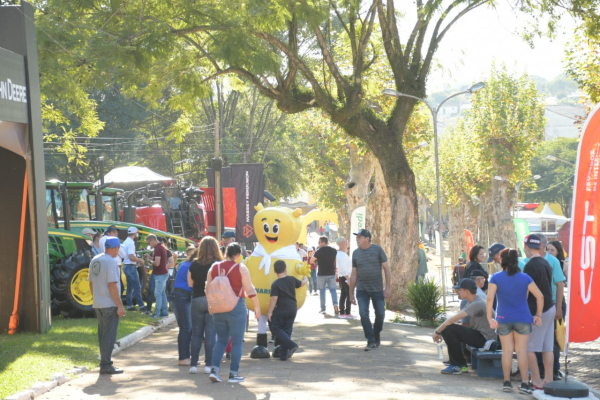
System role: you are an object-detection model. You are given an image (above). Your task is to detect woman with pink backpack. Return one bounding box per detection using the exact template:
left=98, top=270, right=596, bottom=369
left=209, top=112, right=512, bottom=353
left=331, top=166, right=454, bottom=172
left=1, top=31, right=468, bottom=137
left=206, top=243, right=260, bottom=383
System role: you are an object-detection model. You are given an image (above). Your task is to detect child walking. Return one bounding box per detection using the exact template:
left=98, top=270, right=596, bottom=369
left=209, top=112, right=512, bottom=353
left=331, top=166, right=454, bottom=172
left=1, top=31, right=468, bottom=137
left=268, top=260, right=308, bottom=361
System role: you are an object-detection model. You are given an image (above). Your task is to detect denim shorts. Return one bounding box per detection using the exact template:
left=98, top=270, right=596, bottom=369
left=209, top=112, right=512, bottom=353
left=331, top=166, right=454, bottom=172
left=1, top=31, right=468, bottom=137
left=496, top=322, right=532, bottom=336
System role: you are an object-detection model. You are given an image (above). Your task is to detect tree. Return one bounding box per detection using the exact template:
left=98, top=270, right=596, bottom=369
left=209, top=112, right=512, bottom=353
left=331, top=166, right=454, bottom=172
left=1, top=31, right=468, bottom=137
left=36, top=0, right=545, bottom=307
left=439, top=64, right=545, bottom=254
left=523, top=137, right=578, bottom=217
left=565, top=28, right=600, bottom=104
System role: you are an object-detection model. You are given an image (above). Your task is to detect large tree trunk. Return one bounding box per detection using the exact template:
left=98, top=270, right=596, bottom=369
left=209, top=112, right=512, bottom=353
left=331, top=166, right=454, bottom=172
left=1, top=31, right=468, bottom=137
left=366, top=159, right=391, bottom=257
left=344, top=144, right=374, bottom=237
left=489, top=177, right=518, bottom=248
left=337, top=208, right=349, bottom=239
left=448, top=197, right=481, bottom=263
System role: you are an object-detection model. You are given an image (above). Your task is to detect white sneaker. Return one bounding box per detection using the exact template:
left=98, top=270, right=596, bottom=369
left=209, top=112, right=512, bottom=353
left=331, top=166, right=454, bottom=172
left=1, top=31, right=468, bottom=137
left=189, top=366, right=198, bottom=374
left=204, top=366, right=212, bottom=374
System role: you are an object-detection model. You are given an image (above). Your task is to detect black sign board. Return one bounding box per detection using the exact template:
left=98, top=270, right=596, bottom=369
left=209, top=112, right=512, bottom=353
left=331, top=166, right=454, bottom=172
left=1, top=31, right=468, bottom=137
left=0, top=47, right=28, bottom=124
left=231, top=164, right=264, bottom=242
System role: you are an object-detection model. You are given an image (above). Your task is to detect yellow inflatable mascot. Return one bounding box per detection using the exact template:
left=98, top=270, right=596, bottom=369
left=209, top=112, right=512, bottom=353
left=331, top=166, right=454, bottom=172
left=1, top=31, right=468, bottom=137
left=246, top=204, right=310, bottom=358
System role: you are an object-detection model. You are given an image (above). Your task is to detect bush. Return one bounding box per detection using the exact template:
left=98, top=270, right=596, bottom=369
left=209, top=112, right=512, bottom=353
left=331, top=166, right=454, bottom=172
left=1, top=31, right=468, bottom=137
left=406, top=277, right=444, bottom=325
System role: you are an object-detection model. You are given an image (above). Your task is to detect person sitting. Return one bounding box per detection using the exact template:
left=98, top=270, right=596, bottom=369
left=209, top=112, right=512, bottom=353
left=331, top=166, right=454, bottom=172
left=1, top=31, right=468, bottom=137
left=432, top=278, right=497, bottom=375
left=470, top=270, right=488, bottom=300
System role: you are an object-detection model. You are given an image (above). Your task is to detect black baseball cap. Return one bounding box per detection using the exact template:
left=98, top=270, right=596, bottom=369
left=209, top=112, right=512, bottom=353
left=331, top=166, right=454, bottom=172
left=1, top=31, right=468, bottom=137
left=106, top=225, right=118, bottom=233
left=524, top=234, right=542, bottom=249
left=353, top=229, right=372, bottom=238
left=487, top=243, right=506, bottom=263
left=452, top=278, right=477, bottom=291
left=470, top=270, right=487, bottom=278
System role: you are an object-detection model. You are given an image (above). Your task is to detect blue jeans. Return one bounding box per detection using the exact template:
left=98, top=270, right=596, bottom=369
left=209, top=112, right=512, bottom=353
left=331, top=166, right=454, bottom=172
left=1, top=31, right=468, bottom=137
left=211, top=297, right=247, bottom=375
left=171, top=289, right=192, bottom=360
left=147, top=273, right=155, bottom=310
left=309, top=270, right=317, bottom=293
left=123, top=264, right=145, bottom=309
left=191, top=296, right=216, bottom=367
left=356, top=290, right=385, bottom=344
left=317, top=275, right=338, bottom=311
left=153, top=273, right=169, bottom=316
left=94, top=307, right=120, bottom=369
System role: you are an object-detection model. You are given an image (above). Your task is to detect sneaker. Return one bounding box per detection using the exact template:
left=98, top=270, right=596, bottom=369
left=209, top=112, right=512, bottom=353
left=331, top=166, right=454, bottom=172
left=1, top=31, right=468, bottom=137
left=204, top=366, right=212, bottom=374
left=228, top=373, right=245, bottom=383
left=374, top=332, right=380, bottom=347
left=287, top=345, right=298, bottom=359
left=319, top=310, right=326, bottom=314
left=345, top=314, right=355, bottom=319
left=150, top=314, right=160, bottom=319
left=334, top=305, right=339, bottom=315
left=99, top=366, right=124, bottom=375
left=441, top=365, right=463, bottom=375
left=142, top=310, right=150, bottom=316
left=364, top=342, right=377, bottom=351
left=127, top=307, right=137, bottom=311
left=503, top=381, right=513, bottom=392
left=339, top=314, right=347, bottom=319
left=139, top=307, right=148, bottom=312
left=209, top=369, right=222, bottom=383
left=189, top=366, right=198, bottom=374
left=518, top=383, right=532, bottom=394
left=461, top=365, right=469, bottom=373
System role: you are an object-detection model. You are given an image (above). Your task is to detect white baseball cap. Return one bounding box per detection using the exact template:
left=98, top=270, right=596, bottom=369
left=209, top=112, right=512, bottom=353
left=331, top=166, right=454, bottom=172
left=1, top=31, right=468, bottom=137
left=127, top=226, right=139, bottom=234
left=82, top=228, right=97, bottom=236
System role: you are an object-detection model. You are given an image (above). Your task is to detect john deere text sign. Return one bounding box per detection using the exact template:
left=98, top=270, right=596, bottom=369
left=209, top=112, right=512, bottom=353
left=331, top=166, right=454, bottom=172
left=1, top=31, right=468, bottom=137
left=0, top=48, right=28, bottom=124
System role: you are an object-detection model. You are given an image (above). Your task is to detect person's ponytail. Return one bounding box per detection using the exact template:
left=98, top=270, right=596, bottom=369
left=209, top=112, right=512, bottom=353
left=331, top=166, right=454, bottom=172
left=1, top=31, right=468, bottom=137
left=500, top=248, right=520, bottom=276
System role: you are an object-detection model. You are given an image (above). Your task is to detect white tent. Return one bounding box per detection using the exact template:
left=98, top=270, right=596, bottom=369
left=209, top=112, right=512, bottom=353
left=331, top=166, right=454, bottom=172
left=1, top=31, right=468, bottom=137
left=515, top=209, right=568, bottom=232
left=100, top=166, right=175, bottom=189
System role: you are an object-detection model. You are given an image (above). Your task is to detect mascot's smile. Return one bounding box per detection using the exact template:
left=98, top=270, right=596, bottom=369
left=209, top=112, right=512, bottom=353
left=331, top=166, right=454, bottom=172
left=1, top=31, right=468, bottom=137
left=265, top=235, right=278, bottom=243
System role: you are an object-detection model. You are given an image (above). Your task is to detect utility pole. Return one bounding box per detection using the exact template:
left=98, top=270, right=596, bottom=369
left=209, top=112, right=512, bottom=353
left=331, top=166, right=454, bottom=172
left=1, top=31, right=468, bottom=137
left=213, top=123, right=223, bottom=240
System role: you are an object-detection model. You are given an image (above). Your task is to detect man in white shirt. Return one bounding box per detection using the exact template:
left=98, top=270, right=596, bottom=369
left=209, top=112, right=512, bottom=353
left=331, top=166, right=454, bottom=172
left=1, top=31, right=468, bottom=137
left=336, top=237, right=354, bottom=319
left=470, top=270, right=487, bottom=301
left=99, top=225, right=126, bottom=265
left=122, top=227, right=148, bottom=313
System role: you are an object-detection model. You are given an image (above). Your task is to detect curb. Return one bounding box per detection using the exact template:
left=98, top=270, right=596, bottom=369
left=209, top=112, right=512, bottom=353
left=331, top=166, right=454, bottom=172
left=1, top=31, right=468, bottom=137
left=4, top=315, right=176, bottom=400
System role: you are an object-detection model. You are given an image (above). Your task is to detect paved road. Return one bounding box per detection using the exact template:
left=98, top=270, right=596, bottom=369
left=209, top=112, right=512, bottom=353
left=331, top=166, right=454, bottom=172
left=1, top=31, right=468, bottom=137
left=39, top=292, right=529, bottom=400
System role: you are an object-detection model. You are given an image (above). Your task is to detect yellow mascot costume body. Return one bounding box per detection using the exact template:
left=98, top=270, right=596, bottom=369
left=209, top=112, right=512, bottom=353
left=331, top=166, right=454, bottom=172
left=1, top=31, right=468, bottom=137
left=246, top=204, right=310, bottom=358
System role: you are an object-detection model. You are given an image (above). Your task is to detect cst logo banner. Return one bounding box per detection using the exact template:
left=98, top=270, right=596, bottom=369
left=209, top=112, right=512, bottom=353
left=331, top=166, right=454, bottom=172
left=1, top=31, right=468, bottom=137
left=568, top=103, right=600, bottom=343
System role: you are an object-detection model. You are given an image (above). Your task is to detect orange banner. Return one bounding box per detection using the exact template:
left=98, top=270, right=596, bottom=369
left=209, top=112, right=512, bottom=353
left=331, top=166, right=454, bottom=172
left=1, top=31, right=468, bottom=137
left=465, top=229, right=474, bottom=257
left=567, top=103, right=600, bottom=343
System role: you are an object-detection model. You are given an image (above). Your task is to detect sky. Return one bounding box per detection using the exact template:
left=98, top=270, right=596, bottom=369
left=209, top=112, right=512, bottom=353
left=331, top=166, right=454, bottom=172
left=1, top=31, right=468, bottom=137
left=394, top=0, right=579, bottom=93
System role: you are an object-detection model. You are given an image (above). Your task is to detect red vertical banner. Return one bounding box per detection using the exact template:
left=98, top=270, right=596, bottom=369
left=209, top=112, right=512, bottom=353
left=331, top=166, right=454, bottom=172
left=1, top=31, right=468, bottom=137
left=465, top=229, right=474, bottom=257
left=567, top=103, right=600, bottom=343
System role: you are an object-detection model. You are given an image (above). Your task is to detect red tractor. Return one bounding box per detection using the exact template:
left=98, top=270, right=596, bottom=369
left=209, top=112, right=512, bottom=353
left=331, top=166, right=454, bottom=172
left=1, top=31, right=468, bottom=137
left=119, top=183, right=237, bottom=242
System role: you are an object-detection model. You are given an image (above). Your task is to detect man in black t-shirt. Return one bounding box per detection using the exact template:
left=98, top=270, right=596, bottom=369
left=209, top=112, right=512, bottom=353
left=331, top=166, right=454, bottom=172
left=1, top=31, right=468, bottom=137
left=523, top=234, right=556, bottom=389
left=311, top=236, right=339, bottom=315
left=268, top=260, right=308, bottom=361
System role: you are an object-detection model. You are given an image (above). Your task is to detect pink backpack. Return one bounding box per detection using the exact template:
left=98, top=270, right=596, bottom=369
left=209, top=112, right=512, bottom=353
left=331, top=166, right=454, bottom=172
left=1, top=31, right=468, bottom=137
left=206, top=262, right=243, bottom=314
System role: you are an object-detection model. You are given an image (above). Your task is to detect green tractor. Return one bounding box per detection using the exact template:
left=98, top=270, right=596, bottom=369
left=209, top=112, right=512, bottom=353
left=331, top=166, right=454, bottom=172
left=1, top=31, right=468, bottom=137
left=46, top=180, right=194, bottom=317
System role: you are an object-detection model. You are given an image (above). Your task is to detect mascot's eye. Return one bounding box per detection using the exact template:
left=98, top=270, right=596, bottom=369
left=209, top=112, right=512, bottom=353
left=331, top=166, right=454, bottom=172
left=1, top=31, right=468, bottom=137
left=272, top=223, right=280, bottom=234
left=263, top=223, right=270, bottom=233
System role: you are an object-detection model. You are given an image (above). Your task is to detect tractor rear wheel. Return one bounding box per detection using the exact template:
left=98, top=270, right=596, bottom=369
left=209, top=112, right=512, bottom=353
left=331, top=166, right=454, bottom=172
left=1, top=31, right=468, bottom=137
left=50, top=251, right=95, bottom=318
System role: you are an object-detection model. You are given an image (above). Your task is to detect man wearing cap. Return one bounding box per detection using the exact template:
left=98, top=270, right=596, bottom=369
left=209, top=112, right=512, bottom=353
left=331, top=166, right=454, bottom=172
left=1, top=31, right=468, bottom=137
left=469, top=270, right=488, bottom=300
left=349, top=229, right=391, bottom=351
left=433, top=278, right=497, bottom=374
left=488, top=242, right=526, bottom=271
left=144, top=234, right=169, bottom=318
left=99, top=225, right=125, bottom=266
left=523, top=234, right=556, bottom=389
left=220, top=231, right=236, bottom=255
left=82, top=227, right=97, bottom=239
left=88, top=237, right=126, bottom=375
left=122, top=227, right=148, bottom=314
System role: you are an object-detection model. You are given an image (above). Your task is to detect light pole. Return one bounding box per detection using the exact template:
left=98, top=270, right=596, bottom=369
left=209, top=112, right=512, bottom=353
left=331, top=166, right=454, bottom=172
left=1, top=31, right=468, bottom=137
left=546, top=155, right=575, bottom=166
left=383, top=82, right=486, bottom=309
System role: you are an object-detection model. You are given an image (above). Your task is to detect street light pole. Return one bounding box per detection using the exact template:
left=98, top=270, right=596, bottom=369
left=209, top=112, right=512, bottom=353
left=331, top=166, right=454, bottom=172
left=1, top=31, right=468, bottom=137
left=382, top=82, right=485, bottom=309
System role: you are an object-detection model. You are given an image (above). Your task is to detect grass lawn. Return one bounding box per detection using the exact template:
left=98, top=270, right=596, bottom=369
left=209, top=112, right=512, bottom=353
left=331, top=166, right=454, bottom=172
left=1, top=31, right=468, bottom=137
left=0, top=312, right=154, bottom=399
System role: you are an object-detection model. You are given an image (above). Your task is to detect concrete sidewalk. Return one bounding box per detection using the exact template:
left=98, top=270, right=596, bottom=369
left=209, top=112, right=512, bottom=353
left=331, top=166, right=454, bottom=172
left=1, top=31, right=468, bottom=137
left=38, top=293, right=526, bottom=400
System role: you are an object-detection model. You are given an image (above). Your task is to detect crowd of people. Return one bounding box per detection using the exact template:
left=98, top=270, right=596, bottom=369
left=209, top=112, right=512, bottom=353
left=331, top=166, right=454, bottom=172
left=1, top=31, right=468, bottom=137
left=86, top=225, right=391, bottom=383
left=434, top=233, right=567, bottom=395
